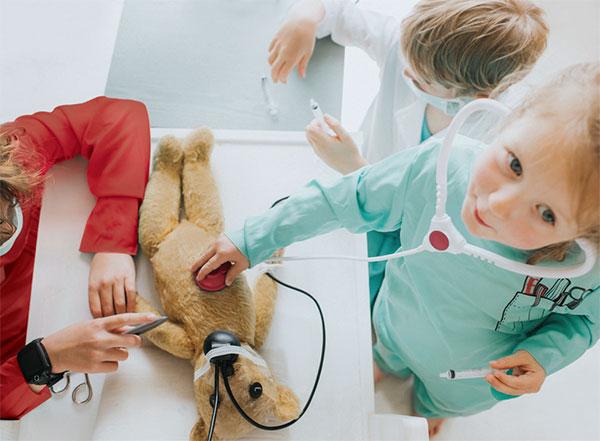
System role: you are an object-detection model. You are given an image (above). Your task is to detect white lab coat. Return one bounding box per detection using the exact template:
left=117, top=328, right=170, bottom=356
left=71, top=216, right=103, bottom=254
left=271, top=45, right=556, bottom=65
left=316, top=0, right=529, bottom=164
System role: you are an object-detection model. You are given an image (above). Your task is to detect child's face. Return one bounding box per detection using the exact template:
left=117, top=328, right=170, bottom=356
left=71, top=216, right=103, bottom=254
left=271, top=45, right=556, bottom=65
left=461, top=113, right=579, bottom=250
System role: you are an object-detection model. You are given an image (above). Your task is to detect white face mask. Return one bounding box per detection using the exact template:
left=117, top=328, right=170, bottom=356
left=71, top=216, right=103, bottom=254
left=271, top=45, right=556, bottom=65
left=0, top=202, right=23, bottom=256
left=403, top=72, right=473, bottom=116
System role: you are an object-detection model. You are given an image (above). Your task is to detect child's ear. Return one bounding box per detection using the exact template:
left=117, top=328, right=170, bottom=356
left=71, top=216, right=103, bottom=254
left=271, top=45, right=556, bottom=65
left=274, top=384, right=300, bottom=422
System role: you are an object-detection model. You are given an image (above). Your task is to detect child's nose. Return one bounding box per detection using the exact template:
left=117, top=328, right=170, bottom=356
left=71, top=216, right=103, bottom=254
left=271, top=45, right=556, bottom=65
left=488, top=187, right=520, bottom=219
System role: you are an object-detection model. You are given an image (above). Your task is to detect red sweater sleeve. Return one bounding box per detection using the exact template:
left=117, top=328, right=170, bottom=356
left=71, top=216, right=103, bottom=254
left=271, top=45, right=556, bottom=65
left=0, top=355, right=51, bottom=419
left=14, top=96, right=151, bottom=254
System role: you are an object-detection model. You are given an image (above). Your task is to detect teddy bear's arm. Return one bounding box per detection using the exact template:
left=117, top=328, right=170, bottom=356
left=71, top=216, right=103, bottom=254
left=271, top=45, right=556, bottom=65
left=252, top=273, right=278, bottom=349
left=135, top=295, right=195, bottom=359
left=139, top=135, right=184, bottom=258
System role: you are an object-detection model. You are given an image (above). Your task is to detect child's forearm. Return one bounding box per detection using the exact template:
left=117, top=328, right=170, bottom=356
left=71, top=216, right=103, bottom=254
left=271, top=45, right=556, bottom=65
left=228, top=148, right=414, bottom=267
left=227, top=174, right=372, bottom=267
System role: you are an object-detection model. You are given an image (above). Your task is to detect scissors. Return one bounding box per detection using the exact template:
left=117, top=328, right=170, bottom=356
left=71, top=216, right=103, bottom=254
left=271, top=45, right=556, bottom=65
left=49, top=316, right=168, bottom=404
left=50, top=372, right=93, bottom=405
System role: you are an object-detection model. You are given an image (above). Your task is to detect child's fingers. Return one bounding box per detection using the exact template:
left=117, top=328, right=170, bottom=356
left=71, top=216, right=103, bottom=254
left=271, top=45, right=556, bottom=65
left=88, top=288, right=102, bottom=318
left=323, top=114, right=346, bottom=138
left=113, top=280, right=127, bottom=315
left=306, top=121, right=329, bottom=144
left=190, top=246, right=216, bottom=273
left=493, top=370, right=528, bottom=390
left=273, top=60, right=288, bottom=83
left=298, top=55, right=309, bottom=78
left=268, top=37, right=277, bottom=53
left=280, top=63, right=294, bottom=83
left=124, top=277, right=137, bottom=313
left=489, top=353, right=520, bottom=369
left=485, top=374, right=521, bottom=396
left=268, top=47, right=279, bottom=66
left=100, top=284, right=115, bottom=317
left=225, top=264, right=244, bottom=287
left=195, top=255, right=225, bottom=282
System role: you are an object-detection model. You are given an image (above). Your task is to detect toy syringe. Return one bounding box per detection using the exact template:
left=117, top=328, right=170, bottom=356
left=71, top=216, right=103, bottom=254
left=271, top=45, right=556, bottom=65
left=261, top=75, right=279, bottom=119
left=310, top=98, right=336, bottom=136
left=439, top=368, right=493, bottom=380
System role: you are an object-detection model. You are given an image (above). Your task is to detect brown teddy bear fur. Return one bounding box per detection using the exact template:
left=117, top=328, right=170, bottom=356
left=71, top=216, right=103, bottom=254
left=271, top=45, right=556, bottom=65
left=135, top=128, right=299, bottom=440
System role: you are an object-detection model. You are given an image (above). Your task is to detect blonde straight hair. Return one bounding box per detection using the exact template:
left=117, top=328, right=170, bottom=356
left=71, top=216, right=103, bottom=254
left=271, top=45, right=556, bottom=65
left=401, top=0, right=549, bottom=97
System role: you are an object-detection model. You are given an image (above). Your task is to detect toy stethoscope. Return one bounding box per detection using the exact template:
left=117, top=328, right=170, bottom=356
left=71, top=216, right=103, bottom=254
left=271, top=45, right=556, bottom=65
left=197, top=99, right=597, bottom=441
left=267, top=98, right=598, bottom=279
left=197, top=274, right=326, bottom=441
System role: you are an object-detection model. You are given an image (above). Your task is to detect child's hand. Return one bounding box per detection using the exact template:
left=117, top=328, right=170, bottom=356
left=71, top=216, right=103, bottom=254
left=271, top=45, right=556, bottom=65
left=268, top=0, right=325, bottom=82
left=191, top=234, right=250, bottom=286
left=485, top=350, right=546, bottom=396
left=306, top=114, right=368, bottom=174
left=88, top=253, right=137, bottom=318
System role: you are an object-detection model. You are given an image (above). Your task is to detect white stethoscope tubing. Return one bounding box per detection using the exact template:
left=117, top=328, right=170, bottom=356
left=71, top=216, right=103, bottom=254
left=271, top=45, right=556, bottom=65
left=269, top=99, right=597, bottom=279
left=435, top=99, right=509, bottom=218
left=266, top=245, right=426, bottom=264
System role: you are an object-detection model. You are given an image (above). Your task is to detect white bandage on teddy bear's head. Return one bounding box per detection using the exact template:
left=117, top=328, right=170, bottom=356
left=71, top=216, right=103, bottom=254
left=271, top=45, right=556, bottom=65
left=194, top=344, right=268, bottom=382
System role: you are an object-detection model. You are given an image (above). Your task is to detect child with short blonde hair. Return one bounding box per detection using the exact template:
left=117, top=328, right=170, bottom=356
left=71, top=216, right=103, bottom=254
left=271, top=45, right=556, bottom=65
left=401, top=0, right=547, bottom=96
left=194, top=63, right=600, bottom=436
left=271, top=0, right=548, bottom=166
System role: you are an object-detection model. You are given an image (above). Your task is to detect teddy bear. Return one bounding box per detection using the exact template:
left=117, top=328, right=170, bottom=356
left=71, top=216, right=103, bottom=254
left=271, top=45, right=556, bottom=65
left=134, top=128, right=299, bottom=440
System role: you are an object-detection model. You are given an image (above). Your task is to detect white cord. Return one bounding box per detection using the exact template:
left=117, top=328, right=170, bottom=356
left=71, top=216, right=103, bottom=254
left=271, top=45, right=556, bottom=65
left=265, top=245, right=425, bottom=264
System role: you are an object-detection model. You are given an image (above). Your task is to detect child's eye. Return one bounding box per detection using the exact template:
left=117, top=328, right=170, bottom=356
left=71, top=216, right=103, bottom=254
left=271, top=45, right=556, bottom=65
left=507, top=152, right=522, bottom=176
left=537, top=205, right=556, bottom=225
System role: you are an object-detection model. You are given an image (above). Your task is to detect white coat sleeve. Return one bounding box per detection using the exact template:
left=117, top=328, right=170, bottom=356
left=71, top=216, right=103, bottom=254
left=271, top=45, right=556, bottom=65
left=316, top=0, right=401, bottom=68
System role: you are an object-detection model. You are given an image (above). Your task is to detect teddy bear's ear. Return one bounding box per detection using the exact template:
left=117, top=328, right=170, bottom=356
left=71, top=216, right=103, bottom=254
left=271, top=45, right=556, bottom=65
left=273, top=384, right=300, bottom=422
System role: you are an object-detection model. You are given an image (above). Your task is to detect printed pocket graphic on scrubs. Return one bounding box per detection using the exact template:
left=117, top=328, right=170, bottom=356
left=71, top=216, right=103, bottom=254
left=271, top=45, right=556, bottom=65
left=495, top=276, right=595, bottom=333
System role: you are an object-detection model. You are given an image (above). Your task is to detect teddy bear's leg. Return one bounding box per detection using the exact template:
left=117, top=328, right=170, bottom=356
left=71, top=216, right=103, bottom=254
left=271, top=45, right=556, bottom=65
left=135, top=295, right=195, bottom=360
left=139, top=135, right=184, bottom=258
left=189, top=418, right=208, bottom=441
left=181, top=128, right=224, bottom=236
left=252, top=273, right=278, bottom=349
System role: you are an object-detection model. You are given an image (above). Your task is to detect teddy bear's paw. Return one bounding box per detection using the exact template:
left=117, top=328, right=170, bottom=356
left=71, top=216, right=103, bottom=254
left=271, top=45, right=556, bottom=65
left=155, top=135, right=183, bottom=169
left=189, top=419, right=208, bottom=441
left=184, top=127, right=214, bottom=163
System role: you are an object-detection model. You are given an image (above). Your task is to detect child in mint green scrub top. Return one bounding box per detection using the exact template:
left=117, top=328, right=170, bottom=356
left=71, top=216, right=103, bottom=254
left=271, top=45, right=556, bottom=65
left=193, top=64, right=600, bottom=436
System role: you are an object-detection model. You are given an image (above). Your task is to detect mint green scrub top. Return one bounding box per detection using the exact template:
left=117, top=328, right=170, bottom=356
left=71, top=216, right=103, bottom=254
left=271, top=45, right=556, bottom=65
left=367, top=114, right=433, bottom=308
left=227, top=137, right=600, bottom=417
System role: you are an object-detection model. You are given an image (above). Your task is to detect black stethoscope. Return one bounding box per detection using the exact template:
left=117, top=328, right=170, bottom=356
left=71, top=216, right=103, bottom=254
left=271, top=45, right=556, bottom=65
left=198, top=197, right=326, bottom=441
left=200, top=271, right=325, bottom=441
